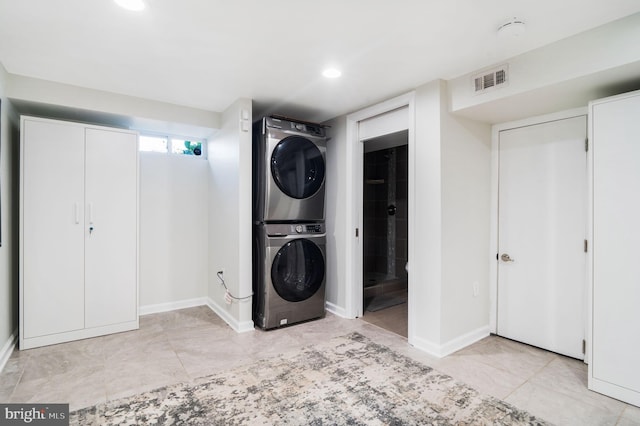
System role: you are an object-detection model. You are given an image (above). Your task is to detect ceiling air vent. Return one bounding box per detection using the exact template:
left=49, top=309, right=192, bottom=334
left=473, top=64, right=509, bottom=94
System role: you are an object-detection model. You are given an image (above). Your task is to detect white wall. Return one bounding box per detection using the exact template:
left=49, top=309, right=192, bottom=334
left=411, top=79, right=492, bottom=352
left=0, top=63, right=19, bottom=361
left=139, top=153, right=209, bottom=310
left=207, top=98, right=253, bottom=332
left=440, top=103, right=491, bottom=342
left=412, top=81, right=445, bottom=346
left=7, top=74, right=219, bottom=134
left=449, top=12, right=640, bottom=123
left=324, top=116, right=348, bottom=314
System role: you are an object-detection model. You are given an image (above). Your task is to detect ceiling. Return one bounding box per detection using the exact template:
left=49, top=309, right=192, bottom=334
left=1, top=1, right=640, bottom=123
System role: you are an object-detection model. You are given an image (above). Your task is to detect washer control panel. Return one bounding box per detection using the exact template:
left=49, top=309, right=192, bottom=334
left=265, top=223, right=325, bottom=236
left=298, top=224, right=323, bottom=233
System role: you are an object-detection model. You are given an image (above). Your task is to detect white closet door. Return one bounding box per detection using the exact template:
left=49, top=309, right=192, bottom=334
left=22, top=119, right=85, bottom=338
left=84, top=128, right=138, bottom=328
left=497, top=116, right=587, bottom=359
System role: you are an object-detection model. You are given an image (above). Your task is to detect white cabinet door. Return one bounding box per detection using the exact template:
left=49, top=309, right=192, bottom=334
left=84, top=128, right=138, bottom=328
left=590, top=92, right=640, bottom=406
left=22, top=119, right=85, bottom=338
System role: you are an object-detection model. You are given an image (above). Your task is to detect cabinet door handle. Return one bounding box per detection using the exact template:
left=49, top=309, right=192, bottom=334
left=74, top=203, right=80, bottom=224
left=88, top=203, right=95, bottom=235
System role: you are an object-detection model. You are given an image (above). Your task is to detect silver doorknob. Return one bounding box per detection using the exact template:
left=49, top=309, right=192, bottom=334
left=501, top=253, right=514, bottom=262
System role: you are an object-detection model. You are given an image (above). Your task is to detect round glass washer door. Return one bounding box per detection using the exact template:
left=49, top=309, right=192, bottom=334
left=271, top=136, right=325, bottom=199
left=271, top=239, right=325, bottom=302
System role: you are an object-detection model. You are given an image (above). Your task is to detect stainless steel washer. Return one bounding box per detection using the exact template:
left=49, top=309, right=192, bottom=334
left=253, top=223, right=326, bottom=329
left=253, top=116, right=327, bottom=223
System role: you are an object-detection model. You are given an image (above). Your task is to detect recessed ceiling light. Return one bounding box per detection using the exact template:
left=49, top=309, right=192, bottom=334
left=114, top=0, right=146, bottom=11
left=498, top=18, right=526, bottom=37
left=322, top=68, right=342, bottom=79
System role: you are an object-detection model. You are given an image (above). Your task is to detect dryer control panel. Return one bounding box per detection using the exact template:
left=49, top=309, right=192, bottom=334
left=265, top=116, right=326, bottom=138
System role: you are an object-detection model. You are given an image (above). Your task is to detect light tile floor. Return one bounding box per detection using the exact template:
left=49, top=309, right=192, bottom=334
left=361, top=290, right=408, bottom=337
left=1, top=306, right=638, bottom=425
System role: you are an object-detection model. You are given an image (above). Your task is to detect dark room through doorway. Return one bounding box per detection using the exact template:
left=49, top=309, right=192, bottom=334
left=361, top=130, right=408, bottom=337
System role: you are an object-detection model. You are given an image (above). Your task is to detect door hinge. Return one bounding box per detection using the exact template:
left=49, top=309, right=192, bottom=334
left=584, top=239, right=588, bottom=253
left=582, top=339, right=586, bottom=354
left=355, top=228, right=359, bottom=238
left=585, top=138, right=589, bottom=152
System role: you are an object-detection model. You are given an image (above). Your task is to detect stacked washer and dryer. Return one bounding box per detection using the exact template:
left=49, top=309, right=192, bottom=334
left=252, top=116, right=328, bottom=329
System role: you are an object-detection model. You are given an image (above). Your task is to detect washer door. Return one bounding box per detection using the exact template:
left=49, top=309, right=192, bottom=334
left=271, top=136, right=325, bottom=200
left=271, top=238, right=325, bottom=302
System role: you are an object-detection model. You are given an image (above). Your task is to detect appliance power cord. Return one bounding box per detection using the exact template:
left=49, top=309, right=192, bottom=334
left=217, top=271, right=253, bottom=304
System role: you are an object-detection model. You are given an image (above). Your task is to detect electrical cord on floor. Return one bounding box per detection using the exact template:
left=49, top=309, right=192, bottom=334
left=217, top=271, right=253, bottom=304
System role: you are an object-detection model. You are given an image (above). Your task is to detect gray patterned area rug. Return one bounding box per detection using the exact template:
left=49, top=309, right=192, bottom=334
left=71, top=332, right=550, bottom=425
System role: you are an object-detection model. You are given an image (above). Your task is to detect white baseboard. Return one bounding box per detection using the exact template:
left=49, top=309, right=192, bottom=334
left=411, top=325, right=490, bottom=358
left=140, top=297, right=207, bottom=316
left=325, top=301, right=349, bottom=318
left=589, top=376, right=640, bottom=407
left=139, top=297, right=255, bottom=334
left=206, top=297, right=254, bottom=333
left=21, top=321, right=139, bottom=350
left=0, top=330, right=17, bottom=374
left=439, top=325, right=490, bottom=357
left=410, top=335, right=443, bottom=358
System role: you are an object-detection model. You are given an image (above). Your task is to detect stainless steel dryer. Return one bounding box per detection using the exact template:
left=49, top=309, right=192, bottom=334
left=253, top=223, right=326, bottom=329
left=253, top=116, right=327, bottom=223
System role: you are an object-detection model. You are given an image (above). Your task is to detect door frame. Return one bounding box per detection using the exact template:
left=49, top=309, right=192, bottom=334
left=489, top=107, right=588, bottom=336
left=345, top=91, right=416, bottom=342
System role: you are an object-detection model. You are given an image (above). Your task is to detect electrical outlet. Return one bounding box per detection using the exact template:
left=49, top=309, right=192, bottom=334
left=472, top=281, right=479, bottom=297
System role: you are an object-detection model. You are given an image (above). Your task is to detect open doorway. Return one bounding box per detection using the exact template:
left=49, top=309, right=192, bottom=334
left=361, top=130, right=408, bottom=337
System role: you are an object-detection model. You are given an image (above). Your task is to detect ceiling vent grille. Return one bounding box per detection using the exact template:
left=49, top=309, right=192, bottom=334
left=473, top=64, right=509, bottom=94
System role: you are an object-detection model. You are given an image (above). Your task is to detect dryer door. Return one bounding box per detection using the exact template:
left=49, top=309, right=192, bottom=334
left=271, top=238, right=325, bottom=302
left=271, top=136, right=325, bottom=199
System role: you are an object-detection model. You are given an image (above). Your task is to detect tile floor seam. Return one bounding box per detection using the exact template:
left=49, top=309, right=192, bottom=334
left=524, top=371, right=628, bottom=418
left=616, top=405, right=640, bottom=425
left=478, top=348, right=558, bottom=386
left=100, top=350, right=109, bottom=400
left=6, top=367, right=25, bottom=403
left=99, top=364, right=108, bottom=411
left=467, top=354, right=547, bottom=383
left=529, top=353, right=558, bottom=379
left=501, top=355, right=557, bottom=402
left=613, top=413, right=623, bottom=425
left=163, top=330, right=193, bottom=383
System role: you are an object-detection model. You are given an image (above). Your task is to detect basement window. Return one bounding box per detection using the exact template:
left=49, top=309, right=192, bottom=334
left=139, top=135, right=168, bottom=153
left=170, top=138, right=203, bottom=156
left=139, top=134, right=205, bottom=157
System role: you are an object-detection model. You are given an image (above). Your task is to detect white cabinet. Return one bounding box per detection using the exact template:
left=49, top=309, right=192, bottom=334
left=20, top=116, right=139, bottom=349
left=589, top=90, right=640, bottom=407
